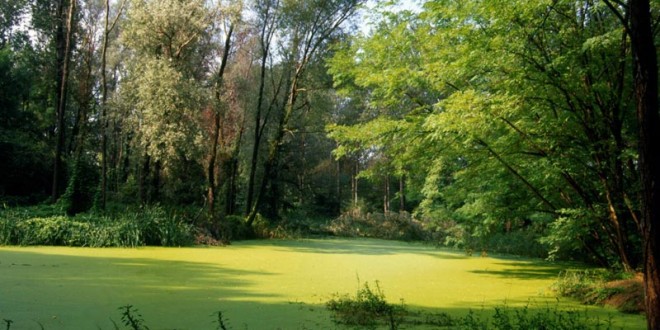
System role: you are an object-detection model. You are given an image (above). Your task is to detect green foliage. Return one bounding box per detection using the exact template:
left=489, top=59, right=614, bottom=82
left=327, top=210, right=428, bottom=241
left=59, top=157, right=100, bottom=216
left=454, top=304, right=612, bottom=330
left=541, top=208, right=622, bottom=265
left=326, top=280, right=406, bottom=328
left=327, top=0, right=642, bottom=270
left=553, top=269, right=643, bottom=314
left=0, top=205, right=193, bottom=247
left=326, top=280, right=613, bottom=329
left=482, top=230, right=547, bottom=259
left=212, top=214, right=252, bottom=243
left=119, top=305, right=149, bottom=330
left=213, top=311, right=229, bottom=330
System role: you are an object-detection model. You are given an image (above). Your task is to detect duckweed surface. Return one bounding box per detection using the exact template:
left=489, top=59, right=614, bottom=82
left=0, top=238, right=646, bottom=329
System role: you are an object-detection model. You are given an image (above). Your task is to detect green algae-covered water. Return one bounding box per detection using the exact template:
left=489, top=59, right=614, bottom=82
left=0, top=238, right=646, bottom=329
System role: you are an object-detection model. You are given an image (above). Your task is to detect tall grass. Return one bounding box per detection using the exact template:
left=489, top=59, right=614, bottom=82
left=0, top=205, right=193, bottom=247
left=326, top=281, right=614, bottom=329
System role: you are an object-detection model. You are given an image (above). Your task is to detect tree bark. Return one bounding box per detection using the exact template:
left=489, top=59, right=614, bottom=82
left=51, top=0, right=75, bottom=200
left=100, top=0, right=125, bottom=210
left=246, top=1, right=277, bottom=217
left=628, top=0, right=660, bottom=327
left=207, top=24, right=234, bottom=213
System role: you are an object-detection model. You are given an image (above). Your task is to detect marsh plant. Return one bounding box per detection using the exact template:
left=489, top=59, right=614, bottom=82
left=0, top=205, right=194, bottom=247
left=118, top=305, right=149, bottom=330
left=326, top=281, right=406, bottom=329
left=326, top=282, right=615, bottom=329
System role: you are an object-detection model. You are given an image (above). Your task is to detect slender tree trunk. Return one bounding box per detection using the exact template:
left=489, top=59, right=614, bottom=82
left=152, top=160, right=161, bottom=202
left=52, top=0, right=75, bottom=200
left=139, top=153, right=150, bottom=205
left=246, top=2, right=277, bottom=216
left=100, top=0, right=110, bottom=210
left=336, top=159, right=341, bottom=213
left=628, top=0, right=660, bottom=327
left=352, top=159, right=359, bottom=207
left=207, top=24, right=234, bottom=213
left=383, top=175, right=390, bottom=214
left=399, top=175, right=405, bottom=212
left=100, top=0, right=122, bottom=210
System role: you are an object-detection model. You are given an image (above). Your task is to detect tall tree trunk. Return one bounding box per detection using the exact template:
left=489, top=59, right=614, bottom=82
left=100, top=0, right=125, bottom=210
left=246, top=1, right=277, bottom=216
left=207, top=24, right=234, bottom=213
left=100, top=0, right=110, bottom=210
left=52, top=0, right=75, bottom=200
left=628, top=0, right=660, bottom=327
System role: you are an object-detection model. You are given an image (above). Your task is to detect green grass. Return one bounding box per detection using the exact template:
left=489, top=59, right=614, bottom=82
left=0, top=238, right=646, bottom=329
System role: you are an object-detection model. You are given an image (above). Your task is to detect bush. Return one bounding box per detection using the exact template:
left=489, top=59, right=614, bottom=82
left=327, top=281, right=406, bottom=328
left=327, top=210, right=427, bottom=241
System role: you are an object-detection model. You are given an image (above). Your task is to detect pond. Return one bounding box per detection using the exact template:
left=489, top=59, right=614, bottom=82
left=0, top=238, right=646, bottom=329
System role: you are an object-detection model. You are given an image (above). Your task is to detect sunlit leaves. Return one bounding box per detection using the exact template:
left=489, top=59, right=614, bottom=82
left=328, top=0, right=639, bottom=264
left=123, top=57, right=204, bottom=165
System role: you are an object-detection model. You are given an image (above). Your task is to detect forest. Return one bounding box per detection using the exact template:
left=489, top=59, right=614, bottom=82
left=0, top=0, right=659, bottom=328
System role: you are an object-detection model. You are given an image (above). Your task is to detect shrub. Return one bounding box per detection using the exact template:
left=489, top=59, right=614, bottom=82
left=327, top=210, right=427, bottom=241
left=327, top=281, right=406, bottom=329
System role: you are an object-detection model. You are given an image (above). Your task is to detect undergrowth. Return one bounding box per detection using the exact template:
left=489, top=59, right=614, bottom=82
left=326, top=281, right=615, bottom=329
left=553, top=269, right=644, bottom=314
left=0, top=299, right=618, bottom=330
left=326, top=280, right=406, bottom=329
left=0, top=205, right=194, bottom=247
left=327, top=210, right=427, bottom=241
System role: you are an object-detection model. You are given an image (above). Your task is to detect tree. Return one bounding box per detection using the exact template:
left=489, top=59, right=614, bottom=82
left=120, top=0, right=213, bottom=204
left=602, top=0, right=660, bottom=326
left=99, top=0, right=126, bottom=210
left=52, top=0, right=77, bottom=200
left=206, top=1, right=245, bottom=214
left=327, top=0, right=642, bottom=267
left=247, top=0, right=363, bottom=223
left=245, top=0, right=281, bottom=219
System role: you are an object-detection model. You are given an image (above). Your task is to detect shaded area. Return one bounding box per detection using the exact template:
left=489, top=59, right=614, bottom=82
left=266, top=237, right=469, bottom=259
left=0, top=249, right=319, bottom=330
left=469, top=261, right=565, bottom=280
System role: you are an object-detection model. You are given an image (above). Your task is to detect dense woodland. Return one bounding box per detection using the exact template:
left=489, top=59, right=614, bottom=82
left=1, top=0, right=659, bottom=327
